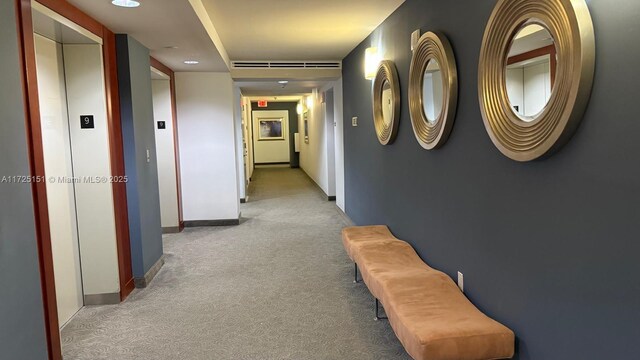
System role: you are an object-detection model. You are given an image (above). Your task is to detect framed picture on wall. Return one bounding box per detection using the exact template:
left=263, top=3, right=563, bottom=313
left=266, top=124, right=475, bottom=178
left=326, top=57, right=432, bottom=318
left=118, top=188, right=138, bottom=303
left=258, top=118, right=285, bottom=141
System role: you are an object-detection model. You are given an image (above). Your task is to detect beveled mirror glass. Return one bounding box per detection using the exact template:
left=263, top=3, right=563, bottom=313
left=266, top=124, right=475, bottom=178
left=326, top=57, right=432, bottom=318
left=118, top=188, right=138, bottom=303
left=423, top=59, right=444, bottom=124
left=372, top=61, right=400, bottom=145
left=506, top=24, right=557, bottom=121
left=478, top=0, right=595, bottom=162
left=381, top=80, right=394, bottom=126
left=409, top=31, right=458, bottom=150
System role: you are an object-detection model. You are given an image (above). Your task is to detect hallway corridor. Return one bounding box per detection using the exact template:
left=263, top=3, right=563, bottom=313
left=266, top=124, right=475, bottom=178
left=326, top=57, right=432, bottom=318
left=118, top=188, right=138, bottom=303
left=61, top=167, right=410, bottom=359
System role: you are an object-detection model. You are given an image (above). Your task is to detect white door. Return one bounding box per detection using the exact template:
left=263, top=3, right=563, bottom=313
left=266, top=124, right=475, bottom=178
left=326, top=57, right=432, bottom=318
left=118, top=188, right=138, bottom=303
left=34, top=34, right=84, bottom=326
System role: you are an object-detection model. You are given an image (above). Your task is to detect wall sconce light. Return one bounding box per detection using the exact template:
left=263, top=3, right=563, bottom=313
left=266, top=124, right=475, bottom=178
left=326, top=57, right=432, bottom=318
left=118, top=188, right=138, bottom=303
left=306, top=95, right=314, bottom=109
left=365, top=47, right=380, bottom=80
left=297, top=103, right=304, bottom=115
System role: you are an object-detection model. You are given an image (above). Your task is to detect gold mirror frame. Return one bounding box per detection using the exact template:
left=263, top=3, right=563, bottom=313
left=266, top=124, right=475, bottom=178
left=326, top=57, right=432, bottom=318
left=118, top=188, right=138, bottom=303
left=372, top=60, right=401, bottom=145
left=409, top=31, right=458, bottom=150
left=478, top=0, right=595, bottom=161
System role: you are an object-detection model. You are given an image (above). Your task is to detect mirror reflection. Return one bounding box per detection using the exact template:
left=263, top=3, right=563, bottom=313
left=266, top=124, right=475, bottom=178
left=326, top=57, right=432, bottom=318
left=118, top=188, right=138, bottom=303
left=422, top=59, right=444, bottom=123
left=506, top=24, right=556, bottom=120
left=381, top=80, right=394, bottom=126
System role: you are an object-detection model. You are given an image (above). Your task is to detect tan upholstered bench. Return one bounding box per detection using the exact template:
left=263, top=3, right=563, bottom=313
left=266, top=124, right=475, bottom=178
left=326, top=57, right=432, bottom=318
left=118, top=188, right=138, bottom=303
left=342, top=226, right=515, bottom=360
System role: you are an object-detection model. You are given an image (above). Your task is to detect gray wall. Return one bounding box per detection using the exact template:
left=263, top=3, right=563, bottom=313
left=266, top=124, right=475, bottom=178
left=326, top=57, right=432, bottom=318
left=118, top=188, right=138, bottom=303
left=342, top=0, right=640, bottom=359
left=116, top=35, right=164, bottom=280
left=0, top=2, right=50, bottom=359
left=251, top=102, right=300, bottom=168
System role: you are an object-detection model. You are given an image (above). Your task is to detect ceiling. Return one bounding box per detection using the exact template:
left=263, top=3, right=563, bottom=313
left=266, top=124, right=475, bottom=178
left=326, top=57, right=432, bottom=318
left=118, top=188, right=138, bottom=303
left=237, top=80, right=328, bottom=97
left=68, top=0, right=228, bottom=72
left=201, top=0, right=405, bottom=60
left=65, top=0, right=405, bottom=89
left=509, top=25, right=554, bottom=57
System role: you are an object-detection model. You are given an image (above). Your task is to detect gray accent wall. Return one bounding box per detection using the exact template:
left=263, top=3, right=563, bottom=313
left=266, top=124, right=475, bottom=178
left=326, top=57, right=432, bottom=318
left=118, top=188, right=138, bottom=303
left=0, top=2, right=49, bottom=359
left=116, top=35, right=164, bottom=281
left=251, top=102, right=300, bottom=168
left=342, top=0, right=640, bottom=359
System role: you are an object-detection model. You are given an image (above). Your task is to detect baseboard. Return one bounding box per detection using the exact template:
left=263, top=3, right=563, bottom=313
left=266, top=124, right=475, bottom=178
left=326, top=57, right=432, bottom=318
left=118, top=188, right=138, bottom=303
left=300, top=168, right=336, bottom=202
left=162, top=226, right=181, bottom=234
left=336, top=207, right=355, bottom=226
left=255, top=162, right=290, bottom=166
left=84, top=292, right=120, bottom=305
left=184, top=218, right=240, bottom=227
left=134, top=255, right=165, bottom=288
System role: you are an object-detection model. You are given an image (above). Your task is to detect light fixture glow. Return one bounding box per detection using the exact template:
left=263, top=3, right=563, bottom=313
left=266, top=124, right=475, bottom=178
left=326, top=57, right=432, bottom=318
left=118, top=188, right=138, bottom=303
left=111, top=0, right=140, bottom=8
left=306, top=95, right=314, bottom=109
left=296, top=103, right=304, bottom=115
left=184, top=60, right=199, bottom=65
left=365, top=47, right=380, bottom=80
left=278, top=81, right=289, bottom=84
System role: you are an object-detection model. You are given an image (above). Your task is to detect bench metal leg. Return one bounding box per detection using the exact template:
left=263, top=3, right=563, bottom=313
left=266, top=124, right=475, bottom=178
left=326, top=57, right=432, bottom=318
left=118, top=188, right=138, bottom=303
left=353, top=263, right=361, bottom=283
left=374, top=298, right=388, bottom=321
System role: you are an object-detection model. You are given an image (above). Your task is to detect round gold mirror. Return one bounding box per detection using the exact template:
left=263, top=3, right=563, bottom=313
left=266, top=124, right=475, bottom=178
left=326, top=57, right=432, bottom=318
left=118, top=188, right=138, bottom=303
left=409, top=32, right=458, bottom=150
left=479, top=0, right=595, bottom=161
left=373, top=60, right=400, bottom=145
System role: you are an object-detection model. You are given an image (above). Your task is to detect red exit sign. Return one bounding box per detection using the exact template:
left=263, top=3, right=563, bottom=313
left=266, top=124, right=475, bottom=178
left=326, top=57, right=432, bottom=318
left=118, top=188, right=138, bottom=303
left=258, top=100, right=268, bottom=108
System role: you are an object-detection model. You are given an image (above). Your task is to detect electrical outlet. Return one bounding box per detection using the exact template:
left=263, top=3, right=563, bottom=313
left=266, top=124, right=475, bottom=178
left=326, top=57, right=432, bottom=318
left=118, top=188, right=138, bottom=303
left=457, top=271, right=464, bottom=292
left=352, top=116, right=358, bottom=126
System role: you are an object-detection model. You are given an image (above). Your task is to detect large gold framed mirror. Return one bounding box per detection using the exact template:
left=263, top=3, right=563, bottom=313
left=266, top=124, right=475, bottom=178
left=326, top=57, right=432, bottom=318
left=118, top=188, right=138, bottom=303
left=478, top=0, right=595, bottom=161
left=372, top=60, right=400, bottom=145
left=409, top=31, right=458, bottom=150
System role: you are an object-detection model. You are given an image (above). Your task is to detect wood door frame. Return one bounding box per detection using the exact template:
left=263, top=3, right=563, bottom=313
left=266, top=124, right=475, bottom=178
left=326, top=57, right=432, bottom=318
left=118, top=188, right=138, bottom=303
left=507, top=44, right=557, bottom=88
left=150, top=57, right=184, bottom=231
left=15, top=1, right=134, bottom=359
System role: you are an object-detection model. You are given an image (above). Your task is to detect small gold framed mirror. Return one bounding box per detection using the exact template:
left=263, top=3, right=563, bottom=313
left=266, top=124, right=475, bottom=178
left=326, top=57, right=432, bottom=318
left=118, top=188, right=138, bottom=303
left=409, top=31, right=458, bottom=150
left=372, top=60, right=400, bottom=145
left=478, top=0, right=595, bottom=162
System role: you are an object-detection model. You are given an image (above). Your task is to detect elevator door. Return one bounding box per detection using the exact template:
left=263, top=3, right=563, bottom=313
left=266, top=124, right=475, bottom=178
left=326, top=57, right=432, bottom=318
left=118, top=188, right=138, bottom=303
left=34, top=34, right=84, bottom=327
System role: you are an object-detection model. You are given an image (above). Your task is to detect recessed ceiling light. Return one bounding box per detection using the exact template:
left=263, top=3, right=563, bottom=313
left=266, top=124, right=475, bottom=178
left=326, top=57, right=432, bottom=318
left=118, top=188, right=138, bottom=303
left=278, top=81, right=289, bottom=84
left=184, top=60, right=199, bottom=65
left=111, top=0, right=140, bottom=8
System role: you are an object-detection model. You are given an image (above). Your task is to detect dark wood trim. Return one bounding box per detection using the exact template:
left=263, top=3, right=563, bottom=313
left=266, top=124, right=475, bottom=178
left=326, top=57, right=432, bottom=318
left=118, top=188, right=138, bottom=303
left=184, top=219, right=241, bottom=227
left=32, top=0, right=103, bottom=38
left=150, top=57, right=184, bottom=231
left=103, top=28, right=134, bottom=302
left=15, top=0, right=62, bottom=358
left=507, top=44, right=557, bottom=87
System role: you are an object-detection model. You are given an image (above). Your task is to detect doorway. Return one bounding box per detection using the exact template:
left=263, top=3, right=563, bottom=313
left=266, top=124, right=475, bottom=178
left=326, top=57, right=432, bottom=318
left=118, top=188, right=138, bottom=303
left=150, top=61, right=183, bottom=234
left=252, top=110, right=291, bottom=165
left=32, top=2, right=124, bottom=329
left=324, top=89, right=337, bottom=200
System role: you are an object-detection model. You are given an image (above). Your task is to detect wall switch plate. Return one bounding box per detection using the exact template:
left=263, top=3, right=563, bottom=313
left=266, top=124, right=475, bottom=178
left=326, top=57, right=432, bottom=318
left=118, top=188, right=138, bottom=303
left=411, top=29, right=421, bottom=51
left=457, top=271, right=464, bottom=292
left=352, top=117, right=358, bottom=126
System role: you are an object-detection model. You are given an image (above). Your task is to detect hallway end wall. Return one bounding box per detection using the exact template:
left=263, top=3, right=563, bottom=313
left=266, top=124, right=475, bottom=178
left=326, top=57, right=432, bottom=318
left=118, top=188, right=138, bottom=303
left=0, top=2, right=49, bottom=358
left=342, top=0, right=640, bottom=359
left=176, top=72, right=240, bottom=222
left=116, top=35, right=164, bottom=281
left=250, top=101, right=299, bottom=167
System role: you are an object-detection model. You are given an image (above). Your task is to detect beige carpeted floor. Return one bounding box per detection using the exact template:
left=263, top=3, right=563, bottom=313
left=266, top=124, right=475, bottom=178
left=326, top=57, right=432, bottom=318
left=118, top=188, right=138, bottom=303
left=61, top=166, right=410, bottom=359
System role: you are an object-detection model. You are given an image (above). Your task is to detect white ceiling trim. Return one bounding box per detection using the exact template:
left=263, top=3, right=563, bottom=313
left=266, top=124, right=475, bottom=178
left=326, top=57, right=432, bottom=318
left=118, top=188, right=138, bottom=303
left=188, top=0, right=231, bottom=70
